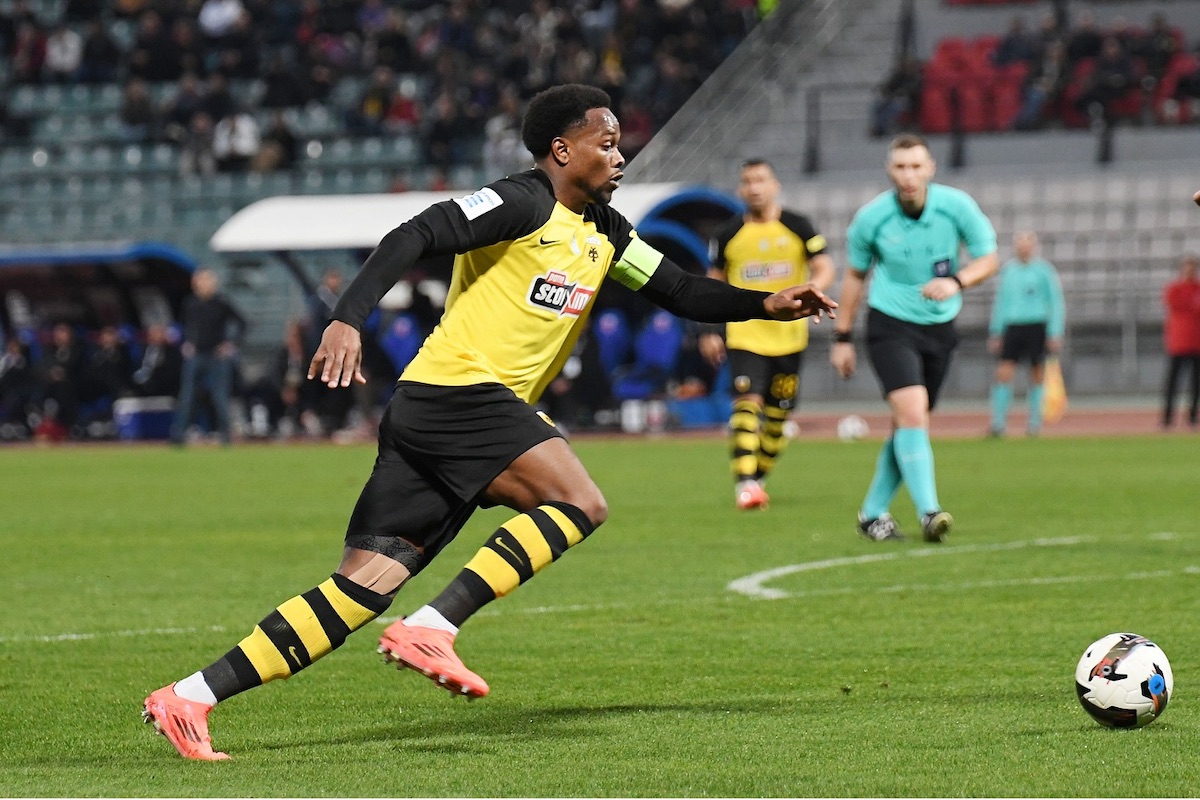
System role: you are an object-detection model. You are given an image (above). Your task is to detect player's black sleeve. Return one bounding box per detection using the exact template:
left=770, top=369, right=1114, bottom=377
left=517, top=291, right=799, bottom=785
left=332, top=175, right=548, bottom=329
left=780, top=210, right=828, bottom=256
left=639, top=257, right=771, bottom=323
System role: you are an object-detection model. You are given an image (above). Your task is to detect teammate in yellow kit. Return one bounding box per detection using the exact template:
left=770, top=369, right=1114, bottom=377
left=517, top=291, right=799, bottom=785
left=700, top=159, right=835, bottom=509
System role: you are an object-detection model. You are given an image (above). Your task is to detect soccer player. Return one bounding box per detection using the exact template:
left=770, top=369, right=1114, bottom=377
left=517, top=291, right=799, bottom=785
left=830, top=133, right=997, bottom=543
left=700, top=159, right=835, bottom=510
left=987, top=231, right=1065, bottom=437
left=142, top=84, right=836, bottom=761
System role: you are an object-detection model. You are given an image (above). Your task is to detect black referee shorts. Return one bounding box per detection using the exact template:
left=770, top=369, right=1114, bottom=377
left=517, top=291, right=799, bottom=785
left=866, top=308, right=959, bottom=410
left=344, top=381, right=563, bottom=567
left=728, top=349, right=805, bottom=408
left=1000, top=323, right=1049, bottom=366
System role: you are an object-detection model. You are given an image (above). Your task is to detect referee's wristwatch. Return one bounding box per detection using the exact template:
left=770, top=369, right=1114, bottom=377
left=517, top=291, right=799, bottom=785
left=833, top=331, right=853, bottom=344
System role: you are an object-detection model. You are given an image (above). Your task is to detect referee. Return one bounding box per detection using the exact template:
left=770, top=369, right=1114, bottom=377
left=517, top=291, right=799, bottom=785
left=987, top=231, right=1065, bottom=437
left=831, top=134, right=998, bottom=543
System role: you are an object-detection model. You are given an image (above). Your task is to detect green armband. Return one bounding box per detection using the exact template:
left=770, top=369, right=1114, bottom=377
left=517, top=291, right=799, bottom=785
left=610, top=234, right=664, bottom=291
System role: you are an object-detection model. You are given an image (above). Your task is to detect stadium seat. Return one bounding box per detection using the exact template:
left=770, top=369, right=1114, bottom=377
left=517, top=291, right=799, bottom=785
left=591, top=308, right=632, bottom=376
left=611, top=311, right=684, bottom=401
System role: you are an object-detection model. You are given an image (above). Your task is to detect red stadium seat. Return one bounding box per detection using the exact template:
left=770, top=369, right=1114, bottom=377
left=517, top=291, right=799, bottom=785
left=991, top=78, right=1023, bottom=129
left=920, top=83, right=952, bottom=133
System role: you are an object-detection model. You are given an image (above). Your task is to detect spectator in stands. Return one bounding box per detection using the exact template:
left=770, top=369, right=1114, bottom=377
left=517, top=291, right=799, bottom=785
left=170, top=18, right=207, bottom=80
left=210, top=10, right=260, bottom=79
left=78, top=18, right=120, bottom=84
left=79, top=326, right=133, bottom=418
left=1137, top=13, right=1179, bottom=86
left=482, top=84, right=529, bottom=179
left=424, top=92, right=468, bottom=169
left=616, top=98, right=653, bottom=161
left=179, top=111, right=217, bottom=177
left=993, top=16, right=1039, bottom=68
left=384, top=78, right=422, bottom=135
left=42, top=22, right=83, bottom=83
left=260, top=54, right=307, bottom=109
left=200, top=72, right=236, bottom=124
left=171, top=268, right=246, bottom=446
left=251, top=111, right=298, bottom=172
left=0, top=339, right=37, bottom=437
left=132, top=324, right=182, bottom=398
left=213, top=110, right=260, bottom=172
left=372, top=9, right=418, bottom=74
left=347, top=65, right=395, bottom=136
left=0, top=0, right=35, bottom=46
left=870, top=57, right=923, bottom=138
left=162, top=73, right=206, bottom=145
left=1066, top=10, right=1103, bottom=65
left=36, top=323, right=86, bottom=437
left=120, top=78, right=158, bottom=143
left=10, top=21, right=47, bottom=84
left=1073, top=36, right=1136, bottom=125
left=1161, top=255, right=1200, bottom=429
left=647, top=52, right=693, bottom=127
left=1035, top=11, right=1062, bottom=54
left=128, top=10, right=181, bottom=82
left=1013, top=39, right=1069, bottom=130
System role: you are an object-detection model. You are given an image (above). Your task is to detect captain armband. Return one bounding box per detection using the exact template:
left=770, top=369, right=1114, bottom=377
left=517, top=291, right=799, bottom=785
left=609, top=235, right=665, bottom=291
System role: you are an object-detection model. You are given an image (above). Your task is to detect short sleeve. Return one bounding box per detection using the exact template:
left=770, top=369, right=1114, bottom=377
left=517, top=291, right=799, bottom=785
left=955, top=192, right=997, bottom=259
left=781, top=211, right=827, bottom=256
left=845, top=209, right=875, bottom=273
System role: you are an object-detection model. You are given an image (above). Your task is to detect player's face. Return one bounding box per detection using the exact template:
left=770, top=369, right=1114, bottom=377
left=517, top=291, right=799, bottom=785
left=738, top=164, right=780, bottom=213
left=1014, top=232, right=1037, bottom=261
left=566, top=108, right=625, bottom=205
left=886, top=145, right=936, bottom=205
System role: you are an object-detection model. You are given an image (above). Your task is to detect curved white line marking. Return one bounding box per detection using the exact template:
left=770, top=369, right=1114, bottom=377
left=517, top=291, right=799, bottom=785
left=728, top=536, right=1094, bottom=600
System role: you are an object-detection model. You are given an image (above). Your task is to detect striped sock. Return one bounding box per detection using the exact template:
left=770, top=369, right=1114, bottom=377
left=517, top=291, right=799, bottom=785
left=430, top=502, right=594, bottom=627
left=756, top=402, right=790, bottom=482
left=198, top=574, right=393, bottom=703
left=729, top=398, right=762, bottom=482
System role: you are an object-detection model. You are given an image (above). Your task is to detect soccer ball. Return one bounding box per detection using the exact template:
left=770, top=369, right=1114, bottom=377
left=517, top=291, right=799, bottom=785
left=836, top=414, right=869, bottom=441
left=1075, top=632, right=1173, bottom=728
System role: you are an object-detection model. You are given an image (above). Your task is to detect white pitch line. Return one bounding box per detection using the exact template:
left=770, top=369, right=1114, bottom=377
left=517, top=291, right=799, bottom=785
left=0, top=625, right=226, bottom=645
left=727, top=536, right=1092, bottom=599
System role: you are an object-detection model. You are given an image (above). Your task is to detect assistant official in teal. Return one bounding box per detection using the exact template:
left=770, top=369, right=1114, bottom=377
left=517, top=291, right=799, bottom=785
left=831, top=134, right=998, bottom=543
left=987, top=231, right=1065, bottom=437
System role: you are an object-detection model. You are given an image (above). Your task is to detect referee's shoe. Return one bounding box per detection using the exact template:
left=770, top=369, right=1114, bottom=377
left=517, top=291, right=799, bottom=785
left=921, top=510, right=953, bottom=543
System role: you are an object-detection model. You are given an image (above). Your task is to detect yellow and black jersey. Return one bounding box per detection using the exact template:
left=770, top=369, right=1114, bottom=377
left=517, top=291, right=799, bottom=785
left=334, top=169, right=782, bottom=405
left=709, top=211, right=827, bottom=356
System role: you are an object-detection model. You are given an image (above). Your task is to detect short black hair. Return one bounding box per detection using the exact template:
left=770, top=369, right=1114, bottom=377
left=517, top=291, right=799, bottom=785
left=521, top=84, right=612, bottom=159
left=739, top=158, right=775, bottom=173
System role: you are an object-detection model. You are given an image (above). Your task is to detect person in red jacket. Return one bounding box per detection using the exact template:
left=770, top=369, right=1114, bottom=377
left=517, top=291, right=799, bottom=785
left=1162, top=255, right=1200, bottom=428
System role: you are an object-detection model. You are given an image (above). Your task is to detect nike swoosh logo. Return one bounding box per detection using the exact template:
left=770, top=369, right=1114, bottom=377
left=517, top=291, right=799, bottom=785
left=495, top=539, right=525, bottom=565
left=539, top=236, right=560, bottom=245
left=288, top=646, right=303, bottom=668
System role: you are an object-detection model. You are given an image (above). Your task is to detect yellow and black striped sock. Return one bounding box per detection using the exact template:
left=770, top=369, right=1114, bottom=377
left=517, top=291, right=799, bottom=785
left=430, top=502, right=595, bottom=626
left=730, top=398, right=763, bottom=482
left=200, top=574, right=393, bottom=702
left=756, top=402, right=791, bottom=482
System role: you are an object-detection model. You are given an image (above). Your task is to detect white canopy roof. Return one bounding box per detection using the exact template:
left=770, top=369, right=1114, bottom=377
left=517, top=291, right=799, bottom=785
left=209, top=182, right=685, bottom=253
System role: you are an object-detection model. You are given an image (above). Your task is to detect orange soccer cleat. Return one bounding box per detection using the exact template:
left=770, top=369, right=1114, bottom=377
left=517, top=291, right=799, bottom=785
left=378, top=620, right=490, bottom=699
left=142, top=683, right=229, bottom=761
left=735, top=481, right=770, bottom=511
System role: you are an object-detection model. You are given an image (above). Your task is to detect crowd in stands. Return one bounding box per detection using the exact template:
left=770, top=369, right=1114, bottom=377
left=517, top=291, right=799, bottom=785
left=1, top=0, right=762, bottom=185
left=871, top=8, right=1200, bottom=136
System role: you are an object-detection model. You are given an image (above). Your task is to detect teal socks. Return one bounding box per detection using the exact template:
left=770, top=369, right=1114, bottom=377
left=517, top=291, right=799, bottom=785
left=861, top=437, right=902, bottom=520
left=990, top=382, right=1012, bottom=434
left=893, top=427, right=940, bottom=516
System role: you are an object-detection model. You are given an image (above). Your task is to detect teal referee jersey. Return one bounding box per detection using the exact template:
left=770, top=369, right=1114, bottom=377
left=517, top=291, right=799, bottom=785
left=988, top=258, right=1065, bottom=338
left=846, top=183, right=997, bottom=325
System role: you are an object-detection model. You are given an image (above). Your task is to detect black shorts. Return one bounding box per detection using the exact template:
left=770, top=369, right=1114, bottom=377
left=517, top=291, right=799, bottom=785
left=728, top=349, right=804, bottom=408
left=866, top=308, right=958, bottom=410
left=1000, top=323, right=1048, bottom=366
left=344, top=381, right=563, bottom=567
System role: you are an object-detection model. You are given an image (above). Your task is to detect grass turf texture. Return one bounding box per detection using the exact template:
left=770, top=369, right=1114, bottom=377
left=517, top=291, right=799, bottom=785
left=0, top=435, right=1196, bottom=797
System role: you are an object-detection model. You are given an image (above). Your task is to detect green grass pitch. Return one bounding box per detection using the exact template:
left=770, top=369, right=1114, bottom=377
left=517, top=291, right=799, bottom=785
left=0, top=434, right=1197, bottom=796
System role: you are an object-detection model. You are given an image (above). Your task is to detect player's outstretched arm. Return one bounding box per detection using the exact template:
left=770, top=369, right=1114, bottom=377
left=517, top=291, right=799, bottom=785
left=763, top=284, right=838, bottom=321
left=308, top=320, right=366, bottom=388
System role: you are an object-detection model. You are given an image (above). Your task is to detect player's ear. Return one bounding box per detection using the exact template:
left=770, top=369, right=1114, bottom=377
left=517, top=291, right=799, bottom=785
left=551, top=136, right=570, bottom=167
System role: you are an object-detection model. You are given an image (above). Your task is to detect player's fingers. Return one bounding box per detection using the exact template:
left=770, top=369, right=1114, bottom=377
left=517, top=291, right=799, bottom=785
left=307, top=347, right=326, bottom=380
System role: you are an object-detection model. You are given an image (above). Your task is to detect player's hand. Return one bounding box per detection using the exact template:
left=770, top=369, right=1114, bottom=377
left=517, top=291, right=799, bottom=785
left=831, top=341, right=856, bottom=379
left=308, top=320, right=367, bottom=388
left=921, top=277, right=960, bottom=301
left=1193, top=189, right=1200, bottom=206
left=764, top=284, right=838, bottom=321
left=698, top=333, right=726, bottom=368
left=1048, top=337, right=1062, bottom=354
left=987, top=336, right=1001, bottom=356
